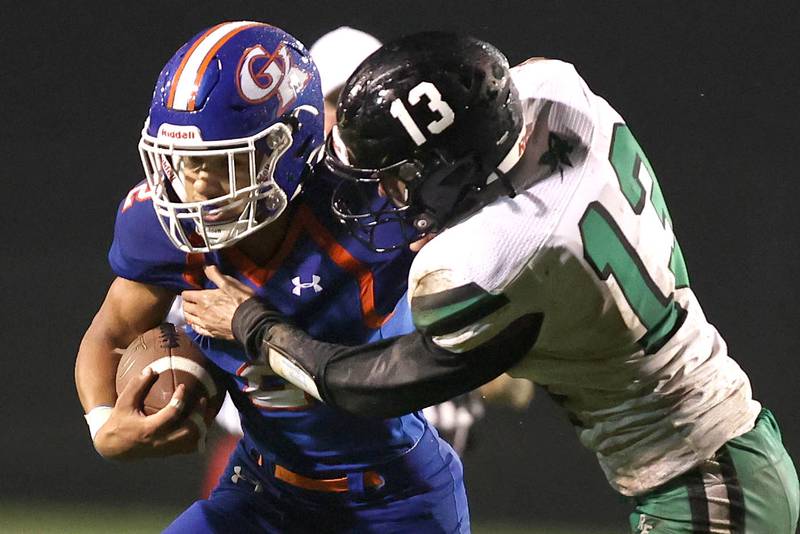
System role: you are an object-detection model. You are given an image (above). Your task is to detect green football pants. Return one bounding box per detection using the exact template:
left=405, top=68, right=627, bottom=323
left=629, top=409, right=799, bottom=533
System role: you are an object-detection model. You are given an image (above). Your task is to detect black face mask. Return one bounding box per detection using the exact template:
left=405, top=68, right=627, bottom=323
left=325, top=136, right=492, bottom=251
left=329, top=177, right=421, bottom=253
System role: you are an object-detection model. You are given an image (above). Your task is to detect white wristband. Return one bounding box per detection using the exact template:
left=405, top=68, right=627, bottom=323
left=84, top=406, right=113, bottom=441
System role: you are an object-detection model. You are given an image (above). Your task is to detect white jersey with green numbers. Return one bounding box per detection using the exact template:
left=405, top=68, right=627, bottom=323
left=407, top=59, right=761, bottom=497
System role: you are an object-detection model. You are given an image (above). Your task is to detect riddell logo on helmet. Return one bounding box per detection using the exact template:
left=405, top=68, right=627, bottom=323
left=157, top=124, right=204, bottom=143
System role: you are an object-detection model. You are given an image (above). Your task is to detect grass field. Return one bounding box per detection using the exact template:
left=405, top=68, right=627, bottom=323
left=0, top=501, right=621, bottom=533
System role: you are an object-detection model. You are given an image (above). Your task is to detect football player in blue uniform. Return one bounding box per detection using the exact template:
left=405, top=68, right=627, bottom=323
left=75, top=22, right=469, bottom=533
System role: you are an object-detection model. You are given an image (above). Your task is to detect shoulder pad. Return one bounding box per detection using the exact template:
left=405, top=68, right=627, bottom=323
left=511, top=59, right=597, bottom=147
left=511, top=59, right=588, bottom=105
left=109, top=181, right=194, bottom=290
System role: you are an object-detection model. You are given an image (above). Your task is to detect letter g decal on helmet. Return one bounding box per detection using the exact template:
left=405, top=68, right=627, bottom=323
left=236, top=43, right=311, bottom=114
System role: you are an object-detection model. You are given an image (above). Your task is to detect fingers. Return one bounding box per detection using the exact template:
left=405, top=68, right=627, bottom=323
left=182, top=292, right=237, bottom=340
left=181, top=289, right=225, bottom=319
left=203, top=265, right=254, bottom=297
left=181, top=290, right=197, bottom=304
left=100, top=383, right=212, bottom=459
left=181, top=289, right=204, bottom=306
left=146, top=423, right=200, bottom=456
left=155, top=404, right=209, bottom=455
left=117, top=367, right=158, bottom=409
left=179, top=267, right=255, bottom=340
left=183, top=309, right=228, bottom=339
left=203, top=265, right=227, bottom=288
left=181, top=298, right=199, bottom=319
left=221, top=273, right=254, bottom=295
left=188, top=322, right=214, bottom=338
left=182, top=299, right=215, bottom=336
left=143, top=384, right=187, bottom=432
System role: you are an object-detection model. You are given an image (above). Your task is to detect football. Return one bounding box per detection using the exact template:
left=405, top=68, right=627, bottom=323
left=116, top=323, right=224, bottom=428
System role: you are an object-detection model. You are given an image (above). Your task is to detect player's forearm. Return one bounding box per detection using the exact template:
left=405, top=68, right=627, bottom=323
left=266, top=324, right=474, bottom=417
left=232, top=298, right=539, bottom=418
left=75, top=326, right=122, bottom=412
left=76, top=277, right=176, bottom=412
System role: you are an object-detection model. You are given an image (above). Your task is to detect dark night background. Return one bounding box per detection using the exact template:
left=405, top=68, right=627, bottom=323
left=1, top=1, right=798, bottom=531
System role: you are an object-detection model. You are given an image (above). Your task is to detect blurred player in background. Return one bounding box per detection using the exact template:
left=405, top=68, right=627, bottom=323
left=75, top=22, right=469, bottom=532
left=189, top=32, right=800, bottom=532
left=309, top=26, right=382, bottom=136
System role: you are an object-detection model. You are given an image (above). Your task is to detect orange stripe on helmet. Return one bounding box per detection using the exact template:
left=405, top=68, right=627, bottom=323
left=186, top=22, right=263, bottom=111
left=166, top=23, right=226, bottom=110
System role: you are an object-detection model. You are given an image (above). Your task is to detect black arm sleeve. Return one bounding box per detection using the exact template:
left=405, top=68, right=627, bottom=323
left=231, top=297, right=285, bottom=360
left=232, top=297, right=543, bottom=419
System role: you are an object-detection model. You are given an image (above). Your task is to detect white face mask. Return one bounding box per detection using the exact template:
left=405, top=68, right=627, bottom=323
left=139, top=121, right=294, bottom=253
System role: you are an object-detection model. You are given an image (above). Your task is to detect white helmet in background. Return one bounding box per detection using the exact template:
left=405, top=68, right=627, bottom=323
left=310, top=26, right=382, bottom=97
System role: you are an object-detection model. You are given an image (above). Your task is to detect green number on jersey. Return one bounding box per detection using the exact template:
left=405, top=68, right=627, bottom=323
left=580, top=203, right=686, bottom=353
left=580, top=124, right=688, bottom=353
left=609, top=124, right=689, bottom=289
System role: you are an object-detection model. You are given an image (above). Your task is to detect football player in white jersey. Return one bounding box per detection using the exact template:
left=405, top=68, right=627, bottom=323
left=317, top=26, right=535, bottom=458
left=184, top=32, right=799, bottom=532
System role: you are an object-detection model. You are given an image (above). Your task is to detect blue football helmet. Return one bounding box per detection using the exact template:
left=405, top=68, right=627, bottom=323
left=139, top=21, right=324, bottom=252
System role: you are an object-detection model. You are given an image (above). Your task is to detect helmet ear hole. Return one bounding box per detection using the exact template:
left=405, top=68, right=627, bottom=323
left=398, top=161, right=422, bottom=182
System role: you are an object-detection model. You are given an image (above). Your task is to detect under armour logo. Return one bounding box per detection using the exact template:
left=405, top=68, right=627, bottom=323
left=231, top=465, right=263, bottom=493
left=291, top=275, right=322, bottom=296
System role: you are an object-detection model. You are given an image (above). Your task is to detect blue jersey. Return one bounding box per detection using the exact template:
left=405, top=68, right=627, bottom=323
left=109, top=176, right=426, bottom=476
left=371, top=291, right=413, bottom=341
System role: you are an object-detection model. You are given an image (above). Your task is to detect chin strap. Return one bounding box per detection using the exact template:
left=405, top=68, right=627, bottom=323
left=496, top=169, right=517, bottom=198
left=484, top=125, right=528, bottom=198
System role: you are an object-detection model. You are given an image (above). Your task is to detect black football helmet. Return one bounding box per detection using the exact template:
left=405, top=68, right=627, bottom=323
left=324, top=31, right=525, bottom=251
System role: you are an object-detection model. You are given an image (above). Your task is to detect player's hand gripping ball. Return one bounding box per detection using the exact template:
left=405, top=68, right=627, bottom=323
left=116, top=323, right=223, bottom=434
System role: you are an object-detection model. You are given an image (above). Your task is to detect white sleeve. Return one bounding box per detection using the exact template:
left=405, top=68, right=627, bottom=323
left=408, top=254, right=521, bottom=354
